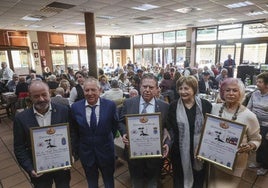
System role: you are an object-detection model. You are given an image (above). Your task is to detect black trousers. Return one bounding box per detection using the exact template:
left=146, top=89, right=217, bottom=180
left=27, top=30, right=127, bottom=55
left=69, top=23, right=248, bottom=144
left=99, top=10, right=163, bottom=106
left=30, top=170, right=71, bottom=188
left=256, top=126, right=268, bottom=168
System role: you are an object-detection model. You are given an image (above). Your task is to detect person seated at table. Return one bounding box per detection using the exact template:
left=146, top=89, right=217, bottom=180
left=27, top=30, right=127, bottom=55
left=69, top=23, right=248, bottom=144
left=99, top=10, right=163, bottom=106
left=198, top=71, right=213, bottom=94
left=46, top=74, right=59, bottom=90
left=99, top=75, right=110, bottom=93
left=26, top=72, right=42, bottom=84
left=15, top=77, right=29, bottom=97
left=7, top=74, right=19, bottom=92
left=101, top=80, right=123, bottom=101
left=51, top=87, right=69, bottom=107
left=59, top=79, right=71, bottom=98
left=118, top=73, right=131, bottom=92
left=129, top=88, right=139, bottom=98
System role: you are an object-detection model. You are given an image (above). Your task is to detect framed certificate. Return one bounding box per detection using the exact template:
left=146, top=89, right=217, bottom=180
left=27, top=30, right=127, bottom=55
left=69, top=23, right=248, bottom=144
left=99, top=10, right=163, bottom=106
left=126, top=113, right=162, bottom=159
left=30, top=123, right=72, bottom=174
left=197, top=114, right=246, bottom=170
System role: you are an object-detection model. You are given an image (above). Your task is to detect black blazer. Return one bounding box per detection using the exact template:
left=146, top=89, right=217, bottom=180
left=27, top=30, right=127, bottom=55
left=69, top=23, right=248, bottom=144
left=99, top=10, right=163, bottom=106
left=13, top=103, right=70, bottom=174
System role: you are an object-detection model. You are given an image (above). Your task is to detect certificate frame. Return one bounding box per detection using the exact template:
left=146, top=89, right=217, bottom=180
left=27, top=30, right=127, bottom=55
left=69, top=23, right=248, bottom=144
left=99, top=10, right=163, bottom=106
left=30, top=123, right=72, bottom=174
left=126, top=112, right=162, bottom=159
left=196, top=114, right=246, bottom=171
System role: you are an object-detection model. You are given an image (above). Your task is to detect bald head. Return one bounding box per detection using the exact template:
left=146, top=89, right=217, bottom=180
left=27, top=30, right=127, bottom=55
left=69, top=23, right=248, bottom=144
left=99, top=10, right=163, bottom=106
left=29, top=81, right=50, bottom=114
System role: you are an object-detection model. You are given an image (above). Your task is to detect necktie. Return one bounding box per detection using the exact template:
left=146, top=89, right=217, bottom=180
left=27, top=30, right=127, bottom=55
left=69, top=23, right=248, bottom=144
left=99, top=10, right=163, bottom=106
left=89, top=105, right=97, bottom=131
left=141, top=102, right=150, bottom=114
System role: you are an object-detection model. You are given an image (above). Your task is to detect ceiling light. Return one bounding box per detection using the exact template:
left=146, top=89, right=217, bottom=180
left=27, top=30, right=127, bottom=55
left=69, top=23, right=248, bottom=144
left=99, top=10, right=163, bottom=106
left=74, top=22, right=85, bottom=25
left=219, top=18, right=237, bottom=22
left=174, top=7, right=193, bottom=13
left=246, top=11, right=268, bottom=16
left=225, top=1, right=253, bottom=9
left=28, top=25, right=41, bottom=28
left=132, top=4, right=159, bottom=11
left=198, top=18, right=216, bottom=23
left=21, top=15, right=45, bottom=21
left=97, top=15, right=115, bottom=20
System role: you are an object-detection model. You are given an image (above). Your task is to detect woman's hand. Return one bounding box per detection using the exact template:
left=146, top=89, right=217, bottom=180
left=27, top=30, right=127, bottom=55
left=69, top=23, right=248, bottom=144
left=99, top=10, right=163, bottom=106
left=238, top=143, right=256, bottom=153
left=162, top=144, right=169, bottom=158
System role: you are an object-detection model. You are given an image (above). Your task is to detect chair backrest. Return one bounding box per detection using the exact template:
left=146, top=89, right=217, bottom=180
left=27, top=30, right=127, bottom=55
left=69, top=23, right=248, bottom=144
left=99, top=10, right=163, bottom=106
left=18, top=92, right=29, bottom=99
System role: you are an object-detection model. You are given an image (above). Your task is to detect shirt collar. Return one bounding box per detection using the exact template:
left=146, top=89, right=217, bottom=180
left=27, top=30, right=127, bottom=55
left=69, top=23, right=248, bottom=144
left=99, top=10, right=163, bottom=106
left=85, top=98, right=100, bottom=107
left=140, top=96, right=155, bottom=106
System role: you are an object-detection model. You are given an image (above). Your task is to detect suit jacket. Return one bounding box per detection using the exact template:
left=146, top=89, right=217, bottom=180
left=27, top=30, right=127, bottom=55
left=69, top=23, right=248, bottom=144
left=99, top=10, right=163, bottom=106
left=13, top=103, right=70, bottom=174
left=198, top=79, right=213, bottom=94
left=70, top=98, right=118, bottom=167
left=119, top=96, right=169, bottom=141
left=51, top=95, right=69, bottom=106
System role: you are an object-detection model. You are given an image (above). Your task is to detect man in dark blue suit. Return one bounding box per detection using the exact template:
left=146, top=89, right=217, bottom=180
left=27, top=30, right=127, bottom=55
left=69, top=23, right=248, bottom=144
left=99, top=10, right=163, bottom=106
left=119, top=73, right=170, bottom=188
left=13, top=81, right=70, bottom=188
left=70, top=77, right=118, bottom=188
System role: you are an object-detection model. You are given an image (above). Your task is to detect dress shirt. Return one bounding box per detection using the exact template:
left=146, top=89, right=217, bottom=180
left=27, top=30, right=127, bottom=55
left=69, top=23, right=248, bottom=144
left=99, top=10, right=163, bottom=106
left=139, top=96, right=155, bottom=114
left=34, top=104, right=52, bottom=127
left=85, top=99, right=100, bottom=128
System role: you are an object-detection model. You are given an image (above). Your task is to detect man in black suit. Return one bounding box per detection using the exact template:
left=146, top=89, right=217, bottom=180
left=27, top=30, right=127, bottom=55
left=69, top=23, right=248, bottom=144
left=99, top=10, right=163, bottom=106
left=13, top=80, right=70, bottom=188
left=119, top=73, right=170, bottom=188
left=198, top=71, right=214, bottom=94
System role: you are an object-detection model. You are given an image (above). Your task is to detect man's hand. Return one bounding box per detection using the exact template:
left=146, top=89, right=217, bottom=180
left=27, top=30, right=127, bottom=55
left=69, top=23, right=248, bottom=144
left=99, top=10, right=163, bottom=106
left=31, top=170, right=43, bottom=178
left=122, top=134, right=129, bottom=146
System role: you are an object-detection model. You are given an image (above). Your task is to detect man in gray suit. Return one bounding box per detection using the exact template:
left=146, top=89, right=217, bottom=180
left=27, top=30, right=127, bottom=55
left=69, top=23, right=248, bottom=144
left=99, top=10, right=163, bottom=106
left=51, top=87, right=69, bottom=106
left=119, top=73, right=170, bottom=188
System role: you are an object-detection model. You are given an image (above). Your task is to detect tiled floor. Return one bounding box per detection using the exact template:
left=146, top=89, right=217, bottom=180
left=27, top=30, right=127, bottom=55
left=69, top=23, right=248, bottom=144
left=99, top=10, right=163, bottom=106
left=0, top=117, right=173, bottom=188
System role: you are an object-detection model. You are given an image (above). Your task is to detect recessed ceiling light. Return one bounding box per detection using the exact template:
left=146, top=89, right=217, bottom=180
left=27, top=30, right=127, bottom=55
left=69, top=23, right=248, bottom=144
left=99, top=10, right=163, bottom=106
left=174, top=7, right=193, bottom=13
left=97, top=15, right=115, bottom=20
left=74, top=22, right=85, bottom=25
left=219, top=18, right=237, bottom=22
left=21, top=15, right=45, bottom=21
left=246, top=11, right=268, bottom=16
left=132, top=4, right=159, bottom=11
left=198, top=18, right=216, bottom=23
left=225, top=1, right=254, bottom=9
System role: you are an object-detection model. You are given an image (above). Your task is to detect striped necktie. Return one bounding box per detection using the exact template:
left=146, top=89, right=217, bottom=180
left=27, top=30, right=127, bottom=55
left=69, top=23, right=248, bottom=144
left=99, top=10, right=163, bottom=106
left=141, top=102, right=150, bottom=114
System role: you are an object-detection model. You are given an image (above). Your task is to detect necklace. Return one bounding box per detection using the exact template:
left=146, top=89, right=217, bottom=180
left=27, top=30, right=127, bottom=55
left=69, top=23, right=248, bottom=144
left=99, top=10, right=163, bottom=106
left=218, top=103, right=240, bottom=121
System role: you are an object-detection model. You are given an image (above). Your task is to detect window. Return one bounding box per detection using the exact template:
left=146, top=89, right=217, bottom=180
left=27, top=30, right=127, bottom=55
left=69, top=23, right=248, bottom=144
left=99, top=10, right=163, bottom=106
left=243, top=43, right=267, bottom=64
left=134, top=48, right=142, bottom=64
left=143, top=34, right=152, bottom=44
left=66, top=49, right=79, bottom=71
left=63, top=34, right=79, bottom=46
left=176, top=47, right=186, bottom=68
left=153, top=33, right=163, bottom=44
left=164, top=47, right=174, bottom=65
left=134, top=35, right=142, bottom=45
left=144, top=48, right=152, bottom=66
left=196, top=44, right=216, bottom=68
left=176, top=30, right=187, bottom=42
left=218, top=24, right=242, bottom=40
left=153, top=48, right=163, bottom=66
left=80, top=49, right=88, bottom=69
left=243, top=23, right=268, bottom=38
left=51, top=50, right=65, bottom=71
left=197, top=27, right=217, bottom=41
left=11, top=50, right=29, bottom=75
left=164, top=31, right=175, bottom=44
